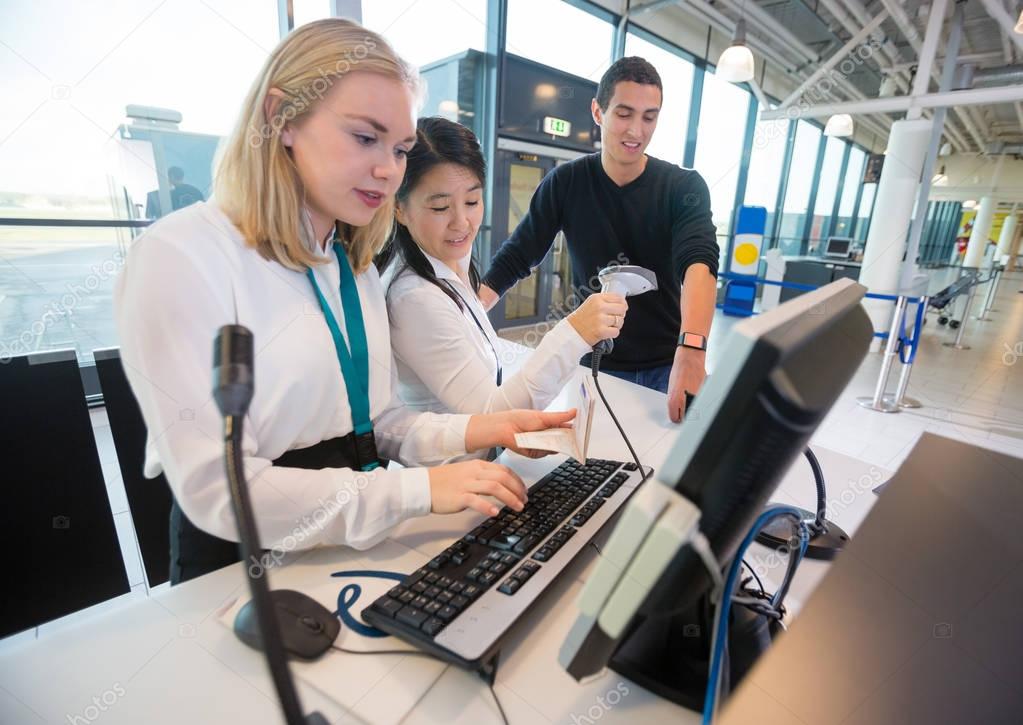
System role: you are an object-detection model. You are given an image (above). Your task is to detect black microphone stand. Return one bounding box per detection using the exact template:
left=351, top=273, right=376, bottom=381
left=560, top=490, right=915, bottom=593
left=214, top=324, right=329, bottom=725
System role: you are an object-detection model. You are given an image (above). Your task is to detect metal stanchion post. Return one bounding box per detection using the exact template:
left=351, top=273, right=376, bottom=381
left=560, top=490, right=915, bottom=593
left=944, top=278, right=977, bottom=350
left=858, top=295, right=907, bottom=413
left=885, top=296, right=927, bottom=409
left=977, top=265, right=1002, bottom=319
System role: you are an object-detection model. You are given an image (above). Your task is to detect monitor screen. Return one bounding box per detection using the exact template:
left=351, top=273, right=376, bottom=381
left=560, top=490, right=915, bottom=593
left=824, top=237, right=852, bottom=258
left=560, top=279, right=873, bottom=704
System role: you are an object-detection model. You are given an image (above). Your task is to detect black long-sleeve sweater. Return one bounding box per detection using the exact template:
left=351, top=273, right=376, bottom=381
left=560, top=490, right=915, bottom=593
left=483, top=153, right=720, bottom=371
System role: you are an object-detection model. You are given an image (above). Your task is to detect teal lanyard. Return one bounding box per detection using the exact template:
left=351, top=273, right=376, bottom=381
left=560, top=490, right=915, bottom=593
left=306, top=242, right=378, bottom=471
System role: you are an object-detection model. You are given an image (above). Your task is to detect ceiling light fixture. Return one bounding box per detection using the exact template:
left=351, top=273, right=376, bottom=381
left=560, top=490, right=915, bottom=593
left=824, top=113, right=854, bottom=137
left=717, top=17, right=755, bottom=83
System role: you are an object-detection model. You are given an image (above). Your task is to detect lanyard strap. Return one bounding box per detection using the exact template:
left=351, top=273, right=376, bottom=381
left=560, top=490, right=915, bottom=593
left=442, top=280, right=503, bottom=386
left=306, top=242, right=379, bottom=471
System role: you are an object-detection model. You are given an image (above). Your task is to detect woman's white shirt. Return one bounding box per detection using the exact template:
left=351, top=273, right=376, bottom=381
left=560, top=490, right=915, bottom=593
left=114, top=201, right=470, bottom=552
left=382, top=252, right=590, bottom=416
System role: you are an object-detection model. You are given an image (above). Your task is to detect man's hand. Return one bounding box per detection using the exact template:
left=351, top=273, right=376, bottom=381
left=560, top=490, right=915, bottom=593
left=667, top=346, right=707, bottom=423
left=478, top=284, right=499, bottom=311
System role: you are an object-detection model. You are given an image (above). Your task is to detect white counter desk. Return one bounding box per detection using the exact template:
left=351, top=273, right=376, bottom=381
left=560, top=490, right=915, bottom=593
left=0, top=372, right=888, bottom=725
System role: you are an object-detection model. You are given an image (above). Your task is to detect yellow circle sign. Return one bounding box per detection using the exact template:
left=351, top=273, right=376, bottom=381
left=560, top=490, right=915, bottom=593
left=734, top=242, right=759, bottom=267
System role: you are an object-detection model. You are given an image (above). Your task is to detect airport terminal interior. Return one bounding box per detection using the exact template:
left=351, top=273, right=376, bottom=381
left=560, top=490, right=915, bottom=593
left=2, top=1, right=1022, bottom=724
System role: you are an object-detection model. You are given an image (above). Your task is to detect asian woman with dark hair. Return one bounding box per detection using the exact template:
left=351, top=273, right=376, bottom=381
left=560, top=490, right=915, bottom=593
left=378, top=117, right=628, bottom=417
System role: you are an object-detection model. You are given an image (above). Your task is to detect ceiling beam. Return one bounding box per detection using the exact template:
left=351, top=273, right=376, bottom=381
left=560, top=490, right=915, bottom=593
left=759, top=84, right=1023, bottom=121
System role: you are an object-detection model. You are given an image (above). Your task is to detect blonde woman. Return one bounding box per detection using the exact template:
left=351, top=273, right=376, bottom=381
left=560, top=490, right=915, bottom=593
left=115, top=19, right=571, bottom=584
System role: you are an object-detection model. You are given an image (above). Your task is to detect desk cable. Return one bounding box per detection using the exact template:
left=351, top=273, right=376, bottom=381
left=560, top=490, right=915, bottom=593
left=332, top=644, right=510, bottom=725
left=590, top=350, right=646, bottom=478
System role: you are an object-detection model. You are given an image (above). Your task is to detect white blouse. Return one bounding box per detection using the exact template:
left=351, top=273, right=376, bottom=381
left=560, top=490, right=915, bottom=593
left=382, top=251, right=591, bottom=416
left=114, top=201, right=470, bottom=552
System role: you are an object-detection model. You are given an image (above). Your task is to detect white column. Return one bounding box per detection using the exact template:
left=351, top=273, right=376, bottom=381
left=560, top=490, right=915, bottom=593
left=963, top=195, right=995, bottom=268
left=858, top=118, right=933, bottom=346
left=996, top=211, right=1017, bottom=260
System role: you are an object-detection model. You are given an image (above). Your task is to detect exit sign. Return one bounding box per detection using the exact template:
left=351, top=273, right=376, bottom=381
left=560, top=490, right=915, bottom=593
left=543, top=116, right=572, bottom=138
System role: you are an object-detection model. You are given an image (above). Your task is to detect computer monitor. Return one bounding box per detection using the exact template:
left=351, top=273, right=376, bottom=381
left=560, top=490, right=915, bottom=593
left=823, top=236, right=853, bottom=259
left=560, top=278, right=873, bottom=709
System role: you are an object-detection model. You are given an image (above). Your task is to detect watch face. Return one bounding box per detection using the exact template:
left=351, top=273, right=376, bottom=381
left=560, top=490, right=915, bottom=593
left=682, top=333, right=705, bottom=348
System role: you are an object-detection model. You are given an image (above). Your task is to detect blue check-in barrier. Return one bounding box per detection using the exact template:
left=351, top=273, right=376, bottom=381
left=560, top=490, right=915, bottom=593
left=716, top=272, right=931, bottom=412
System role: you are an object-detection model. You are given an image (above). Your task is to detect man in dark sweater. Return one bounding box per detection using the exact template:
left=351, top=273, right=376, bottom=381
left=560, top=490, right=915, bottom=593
left=479, top=57, right=719, bottom=422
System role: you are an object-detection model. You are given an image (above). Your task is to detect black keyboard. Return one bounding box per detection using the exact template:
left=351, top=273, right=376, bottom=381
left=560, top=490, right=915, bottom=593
left=363, top=457, right=649, bottom=668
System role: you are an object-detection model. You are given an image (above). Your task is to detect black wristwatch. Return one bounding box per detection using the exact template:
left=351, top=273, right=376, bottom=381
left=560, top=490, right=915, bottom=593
left=678, top=332, right=708, bottom=352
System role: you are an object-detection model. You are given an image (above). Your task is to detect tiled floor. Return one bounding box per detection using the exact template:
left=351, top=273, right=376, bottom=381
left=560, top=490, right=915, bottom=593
left=5, top=267, right=1021, bottom=651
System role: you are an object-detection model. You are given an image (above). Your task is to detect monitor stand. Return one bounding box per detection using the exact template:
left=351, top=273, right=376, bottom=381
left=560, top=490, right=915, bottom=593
left=607, top=593, right=780, bottom=711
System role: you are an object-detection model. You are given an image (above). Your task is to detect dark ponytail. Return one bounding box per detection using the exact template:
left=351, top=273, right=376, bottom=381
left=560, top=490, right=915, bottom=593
left=375, top=116, right=484, bottom=310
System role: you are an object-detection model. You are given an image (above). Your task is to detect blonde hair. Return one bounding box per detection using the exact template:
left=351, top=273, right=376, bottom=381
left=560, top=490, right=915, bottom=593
left=214, top=18, right=419, bottom=273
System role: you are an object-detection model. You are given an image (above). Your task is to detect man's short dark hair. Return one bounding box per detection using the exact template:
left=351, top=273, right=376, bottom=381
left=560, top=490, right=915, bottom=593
left=596, top=56, right=663, bottom=111
left=168, top=166, right=185, bottom=183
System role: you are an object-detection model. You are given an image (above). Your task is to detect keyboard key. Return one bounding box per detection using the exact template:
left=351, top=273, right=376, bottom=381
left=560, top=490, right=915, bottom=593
left=438, top=576, right=454, bottom=588
left=396, top=606, right=429, bottom=628
left=425, top=586, right=442, bottom=599
left=436, top=591, right=453, bottom=604
left=387, top=586, right=406, bottom=599
left=478, top=560, right=493, bottom=572
left=451, top=553, right=467, bottom=566
left=402, top=569, right=429, bottom=588
left=412, top=595, right=431, bottom=609
left=491, top=562, right=509, bottom=576
left=427, top=555, right=450, bottom=570
left=570, top=514, right=588, bottom=527
left=490, top=534, right=521, bottom=551
left=464, top=526, right=486, bottom=543
left=623, top=462, right=638, bottom=471
left=513, top=534, right=540, bottom=554
left=513, top=568, right=531, bottom=582
left=612, top=473, right=628, bottom=483
left=421, top=617, right=446, bottom=636
left=466, top=567, right=483, bottom=581
left=532, top=547, right=553, bottom=562
left=479, top=571, right=498, bottom=586
left=463, top=584, right=482, bottom=599
left=487, top=550, right=503, bottom=561
left=398, top=590, right=416, bottom=604
left=411, top=581, right=428, bottom=593
left=424, top=601, right=442, bottom=615
left=451, top=594, right=470, bottom=609
left=498, top=578, right=522, bottom=595
left=523, top=560, right=542, bottom=573
left=500, top=553, right=518, bottom=565
left=372, top=598, right=403, bottom=618
left=437, top=605, right=459, bottom=622
left=449, top=581, right=466, bottom=593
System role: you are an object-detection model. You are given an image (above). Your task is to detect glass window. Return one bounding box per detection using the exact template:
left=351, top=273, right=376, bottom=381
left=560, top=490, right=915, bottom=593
left=1, top=0, right=280, bottom=363
left=833, top=146, right=866, bottom=239
left=743, top=118, right=790, bottom=243
left=808, top=137, right=846, bottom=249
left=693, top=71, right=751, bottom=243
left=623, top=33, right=694, bottom=167
left=363, top=0, right=486, bottom=68
left=855, top=182, right=877, bottom=241
left=507, top=0, right=613, bottom=82
left=292, top=0, right=333, bottom=29
left=777, top=121, right=822, bottom=254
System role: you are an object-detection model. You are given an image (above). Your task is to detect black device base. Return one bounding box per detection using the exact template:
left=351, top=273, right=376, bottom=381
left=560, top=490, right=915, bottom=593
left=233, top=589, right=340, bottom=660
left=754, top=506, right=850, bottom=560
left=607, top=592, right=779, bottom=712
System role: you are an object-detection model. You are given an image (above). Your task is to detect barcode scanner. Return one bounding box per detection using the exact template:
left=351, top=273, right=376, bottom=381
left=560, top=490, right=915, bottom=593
left=592, top=265, right=659, bottom=358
